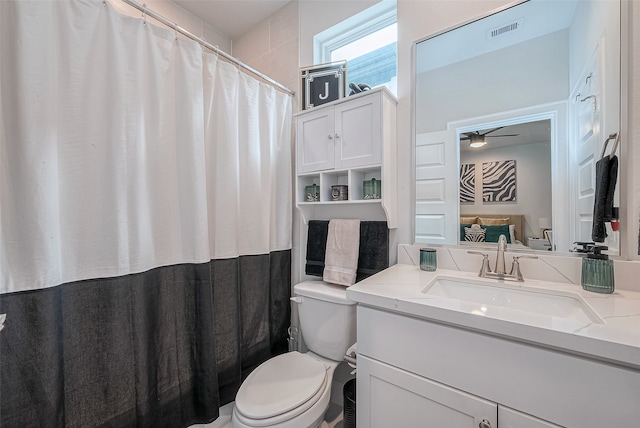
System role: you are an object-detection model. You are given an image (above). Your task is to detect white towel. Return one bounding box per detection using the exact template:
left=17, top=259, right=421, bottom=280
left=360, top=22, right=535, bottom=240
left=323, top=219, right=360, bottom=286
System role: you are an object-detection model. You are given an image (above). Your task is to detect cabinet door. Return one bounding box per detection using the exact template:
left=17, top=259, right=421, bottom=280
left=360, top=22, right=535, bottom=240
left=498, top=406, right=562, bottom=428
left=358, top=355, right=497, bottom=428
left=334, top=93, right=381, bottom=169
left=296, top=106, right=335, bottom=173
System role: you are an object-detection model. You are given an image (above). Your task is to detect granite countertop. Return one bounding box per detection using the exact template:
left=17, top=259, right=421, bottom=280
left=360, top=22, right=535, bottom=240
left=346, top=264, right=640, bottom=370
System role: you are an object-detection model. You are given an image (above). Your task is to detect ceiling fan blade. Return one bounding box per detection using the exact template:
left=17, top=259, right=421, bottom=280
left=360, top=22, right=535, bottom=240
left=481, top=127, right=505, bottom=136
left=485, top=134, right=519, bottom=138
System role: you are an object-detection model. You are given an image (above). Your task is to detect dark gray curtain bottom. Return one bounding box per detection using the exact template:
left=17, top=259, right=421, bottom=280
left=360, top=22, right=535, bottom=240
left=0, top=250, right=291, bottom=428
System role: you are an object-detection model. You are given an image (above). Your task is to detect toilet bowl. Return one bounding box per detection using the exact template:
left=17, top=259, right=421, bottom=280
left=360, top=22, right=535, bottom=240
left=231, top=281, right=357, bottom=428
left=231, top=351, right=337, bottom=428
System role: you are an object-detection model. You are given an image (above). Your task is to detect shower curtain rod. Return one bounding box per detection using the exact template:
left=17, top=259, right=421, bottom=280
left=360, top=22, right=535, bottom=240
left=119, top=0, right=295, bottom=96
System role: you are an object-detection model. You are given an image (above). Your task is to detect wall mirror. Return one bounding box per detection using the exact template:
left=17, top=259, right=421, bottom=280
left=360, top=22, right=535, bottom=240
left=414, top=0, right=621, bottom=255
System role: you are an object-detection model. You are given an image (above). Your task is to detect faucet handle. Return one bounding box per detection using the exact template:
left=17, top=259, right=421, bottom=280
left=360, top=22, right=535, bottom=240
left=467, top=251, right=487, bottom=256
left=467, top=251, right=492, bottom=276
left=509, top=255, right=539, bottom=281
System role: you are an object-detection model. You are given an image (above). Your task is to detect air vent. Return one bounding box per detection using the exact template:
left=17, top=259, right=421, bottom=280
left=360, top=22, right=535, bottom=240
left=487, top=18, right=524, bottom=40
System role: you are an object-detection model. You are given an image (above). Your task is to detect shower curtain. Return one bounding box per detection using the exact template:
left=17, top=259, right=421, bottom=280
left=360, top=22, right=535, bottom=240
left=0, top=1, right=292, bottom=426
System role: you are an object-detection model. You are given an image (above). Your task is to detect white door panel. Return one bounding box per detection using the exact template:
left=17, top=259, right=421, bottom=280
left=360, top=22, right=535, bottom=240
left=571, top=46, right=601, bottom=246
left=415, top=129, right=458, bottom=244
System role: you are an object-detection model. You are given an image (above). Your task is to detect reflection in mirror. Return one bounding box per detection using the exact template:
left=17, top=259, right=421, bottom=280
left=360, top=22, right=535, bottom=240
left=414, top=0, right=621, bottom=255
left=459, top=120, right=551, bottom=250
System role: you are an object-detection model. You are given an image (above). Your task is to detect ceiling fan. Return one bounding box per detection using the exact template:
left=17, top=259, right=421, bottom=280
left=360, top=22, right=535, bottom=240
left=460, top=127, right=519, bottom=148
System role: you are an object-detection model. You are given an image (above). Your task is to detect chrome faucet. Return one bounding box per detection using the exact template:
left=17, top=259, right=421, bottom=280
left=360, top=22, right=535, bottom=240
left=468, top=234, right=538, bottom=282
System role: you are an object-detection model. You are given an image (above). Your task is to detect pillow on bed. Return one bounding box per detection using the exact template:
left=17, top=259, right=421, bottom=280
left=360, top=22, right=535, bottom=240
left=464, top=227, right=486, bottom=242
left=460, top=224, right=472, bottom=241
left=481, top=224, right=511, bottom=243
left=460, top=216, right=479, bottom=224
left=478, top=217, right=510, bottom=225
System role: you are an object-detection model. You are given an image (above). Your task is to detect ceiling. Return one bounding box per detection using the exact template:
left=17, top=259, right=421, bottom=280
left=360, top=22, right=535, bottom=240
left=459, top=120, right=551, bottom=153
left=173, top=0, right=291, bottom=39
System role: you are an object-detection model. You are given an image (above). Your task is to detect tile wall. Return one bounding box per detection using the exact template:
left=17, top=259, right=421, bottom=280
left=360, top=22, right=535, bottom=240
left=231, top=1, right=300, bottom=105
left=110, top=0, right=231, bottom=52
left=398, top=244, right=640, bottom=293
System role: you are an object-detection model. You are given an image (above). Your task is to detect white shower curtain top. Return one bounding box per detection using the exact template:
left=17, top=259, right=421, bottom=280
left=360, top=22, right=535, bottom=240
left=0, top=0, right=292, bottom=293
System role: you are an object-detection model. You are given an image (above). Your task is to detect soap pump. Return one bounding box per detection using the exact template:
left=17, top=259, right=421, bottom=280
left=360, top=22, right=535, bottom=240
left=581, top=245, right=615, bottom=294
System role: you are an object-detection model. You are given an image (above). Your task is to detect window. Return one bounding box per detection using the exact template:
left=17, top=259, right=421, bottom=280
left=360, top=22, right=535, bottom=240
left=314, top=2, right=397, bottom=95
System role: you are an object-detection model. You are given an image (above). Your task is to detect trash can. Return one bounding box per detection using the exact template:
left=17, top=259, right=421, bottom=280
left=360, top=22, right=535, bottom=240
left=343, top=378, right=356, bottom=428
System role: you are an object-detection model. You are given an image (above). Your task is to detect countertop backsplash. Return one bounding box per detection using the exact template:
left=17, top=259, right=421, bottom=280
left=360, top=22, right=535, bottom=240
left=398, top=244, right=640, bottom=293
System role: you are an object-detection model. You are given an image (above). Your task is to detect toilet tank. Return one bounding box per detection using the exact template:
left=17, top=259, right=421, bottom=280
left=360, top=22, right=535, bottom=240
left=294, top=281, right=357, bottom=361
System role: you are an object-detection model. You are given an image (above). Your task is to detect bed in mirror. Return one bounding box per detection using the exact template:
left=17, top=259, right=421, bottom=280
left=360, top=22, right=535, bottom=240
left=413, top=0, right=621, bottom=254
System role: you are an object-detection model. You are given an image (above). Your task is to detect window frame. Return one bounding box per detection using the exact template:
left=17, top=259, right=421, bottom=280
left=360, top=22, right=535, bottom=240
left=313, top=3, right=397, bottom=65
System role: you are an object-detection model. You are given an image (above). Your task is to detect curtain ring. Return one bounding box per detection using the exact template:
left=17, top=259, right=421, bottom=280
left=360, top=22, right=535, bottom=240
left=141, top=3, right=147, bottom=25
left=174, top=22, right=178, bottom=42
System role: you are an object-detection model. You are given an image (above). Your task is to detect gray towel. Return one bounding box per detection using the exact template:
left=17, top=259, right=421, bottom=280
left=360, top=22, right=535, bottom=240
left=591, top=155, right=618, bottom=242
left=305, top=220, right=329, bottom=276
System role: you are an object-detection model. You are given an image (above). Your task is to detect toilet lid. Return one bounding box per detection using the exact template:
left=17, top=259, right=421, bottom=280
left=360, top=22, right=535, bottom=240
left=235, top=352, right=328, bottom=420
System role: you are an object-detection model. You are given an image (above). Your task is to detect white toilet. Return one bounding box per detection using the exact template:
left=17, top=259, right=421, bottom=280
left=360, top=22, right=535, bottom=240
left=231, top=281, right=357, bottom=428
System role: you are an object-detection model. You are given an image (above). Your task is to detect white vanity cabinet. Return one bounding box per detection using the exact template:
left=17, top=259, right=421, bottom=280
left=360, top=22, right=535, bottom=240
left=498, top=406, right=562, bottom=428
left=295, top=88, right=397, bottom=227
left=358, top=354, right=498, bottom=427
left=356, top=305, right=639, bottom=428
left=359, top=355, right=560, bottom=428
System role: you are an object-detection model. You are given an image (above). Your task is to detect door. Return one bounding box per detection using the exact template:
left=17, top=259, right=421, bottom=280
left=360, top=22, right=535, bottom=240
left=296, top=106, right=335, bottom=173
left=570, top=45, right=602, bottom=246
left=358, top=355, right=497, bottom=428
left=334, top=93, right=381, bottom=169
left=415, top=129, right=458, bottom=244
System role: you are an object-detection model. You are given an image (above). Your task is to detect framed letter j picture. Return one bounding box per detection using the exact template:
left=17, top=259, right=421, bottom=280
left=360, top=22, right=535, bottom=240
left=300, top=61, right=347, bottom=110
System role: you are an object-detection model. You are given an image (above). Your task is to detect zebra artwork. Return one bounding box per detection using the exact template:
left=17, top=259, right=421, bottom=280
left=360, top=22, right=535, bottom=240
left=459, top=164, right=475, bottom=203
left=482, top=160, right=516, bottom=202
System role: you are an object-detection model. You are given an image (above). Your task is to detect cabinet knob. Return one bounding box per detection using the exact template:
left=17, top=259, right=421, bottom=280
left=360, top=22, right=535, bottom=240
left=335, top=133, right=340, bottom=139
left=479, top=419, right=493, bottom=428
left=328, top=134, right=333, bottom=139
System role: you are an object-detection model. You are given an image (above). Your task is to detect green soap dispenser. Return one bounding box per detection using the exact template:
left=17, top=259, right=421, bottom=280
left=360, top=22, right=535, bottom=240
left=581, top=245, right=615, bottom=294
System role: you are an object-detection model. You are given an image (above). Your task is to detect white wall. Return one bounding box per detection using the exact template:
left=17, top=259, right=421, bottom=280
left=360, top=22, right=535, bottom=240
left=460, top=142, right=552, bottom=239
left=416, top=30, right=569, bottom=133
left=628, top=1, right=640, bottom=260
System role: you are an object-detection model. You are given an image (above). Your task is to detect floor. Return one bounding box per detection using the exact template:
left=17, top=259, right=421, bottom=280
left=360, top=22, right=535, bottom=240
left=191, top=398, right=345, bottom=428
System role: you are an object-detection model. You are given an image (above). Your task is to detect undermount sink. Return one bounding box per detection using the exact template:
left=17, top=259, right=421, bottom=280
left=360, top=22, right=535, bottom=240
left=407, top=276, right=604, bottom=327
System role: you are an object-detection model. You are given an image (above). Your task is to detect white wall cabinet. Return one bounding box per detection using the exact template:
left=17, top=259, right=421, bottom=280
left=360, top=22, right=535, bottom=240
left=297, top=90, right=383, bottom=173
left=296, top=106, right=335, bottom=173
left=356, top=305, right=638, bottom=428
left=295, top=88, right=397, bottom=227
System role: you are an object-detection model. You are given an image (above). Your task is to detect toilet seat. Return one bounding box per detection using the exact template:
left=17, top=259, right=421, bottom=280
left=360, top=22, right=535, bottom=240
left=234, top=352, right=329, bottom=426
